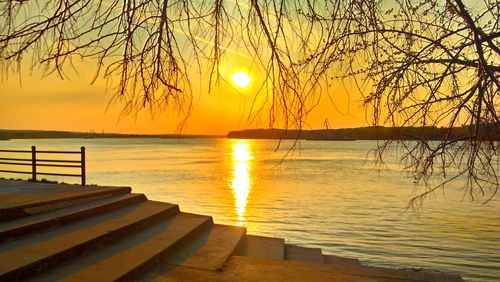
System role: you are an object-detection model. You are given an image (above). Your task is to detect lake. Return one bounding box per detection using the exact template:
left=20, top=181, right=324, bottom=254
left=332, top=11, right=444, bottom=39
left=0, top=138, right=498, bottom=281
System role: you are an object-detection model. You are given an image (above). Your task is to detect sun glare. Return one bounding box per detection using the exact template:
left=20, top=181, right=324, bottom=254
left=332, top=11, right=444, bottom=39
left=229, top=139, right=254, bottom=226
left=230, top=71, right=251, bottom=89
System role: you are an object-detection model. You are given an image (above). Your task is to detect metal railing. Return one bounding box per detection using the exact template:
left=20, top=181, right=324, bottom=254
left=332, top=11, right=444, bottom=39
left=0, top=146, right=86, bottom=185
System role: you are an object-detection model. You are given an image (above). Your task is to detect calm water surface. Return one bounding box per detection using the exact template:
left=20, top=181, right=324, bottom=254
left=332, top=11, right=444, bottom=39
left=1, top=138, right=498, bottom=281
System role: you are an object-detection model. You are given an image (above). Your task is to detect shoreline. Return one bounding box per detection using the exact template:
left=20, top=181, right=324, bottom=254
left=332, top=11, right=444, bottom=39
left=0, top=179, right=464, bottom=281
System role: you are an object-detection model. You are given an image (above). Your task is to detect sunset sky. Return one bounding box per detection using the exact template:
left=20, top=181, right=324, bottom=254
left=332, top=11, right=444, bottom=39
left=1, top=54, right=366, bottom=135
left=0, top=0, right=494, bottom=135
left=0, top=0, right=383, bottom=135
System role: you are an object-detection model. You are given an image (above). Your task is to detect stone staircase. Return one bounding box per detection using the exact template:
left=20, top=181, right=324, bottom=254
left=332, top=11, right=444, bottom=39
left=0, top=180, right=464, bottom=281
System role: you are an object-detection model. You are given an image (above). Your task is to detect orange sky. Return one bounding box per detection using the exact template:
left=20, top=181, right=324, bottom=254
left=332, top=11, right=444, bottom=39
left=0, top=54, right=367, bottom=135
left=0, top=0, right=492, bottom=136
left=0, top=0, right=376, bottom=135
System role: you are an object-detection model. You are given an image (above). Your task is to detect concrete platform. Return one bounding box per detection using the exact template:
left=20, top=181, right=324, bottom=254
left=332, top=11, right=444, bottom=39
left=0, top=180, right=464, bottom=281
left=166, top=224, right=246, bottom=271
left=150, top=256, right=462, bottom=282
left=0, top=200, right=178, bottom=281
left=39, top=213, right=211, bottom=282
left=0, top=193, right=146, bottom=242
left=238, top=234, right=285, bottom=260
left=0, top=179, right=130, bottom=221
left=285, top=244, right=324, bottom=263
left=324, top=254, right=361, bottom=266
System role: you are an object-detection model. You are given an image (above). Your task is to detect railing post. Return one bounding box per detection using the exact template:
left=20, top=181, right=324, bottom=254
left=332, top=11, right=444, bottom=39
left=81, top=146, right=86, bottom=186
left=31, top=146, right=37, bottom=182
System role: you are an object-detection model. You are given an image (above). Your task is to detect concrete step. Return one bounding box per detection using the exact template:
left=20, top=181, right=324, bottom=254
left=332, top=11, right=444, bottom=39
left=237, top=234, right=285, bottom=260
left=323, top=254, right=361, bottom=266
left=0, top=185, right=131, bottom=222
left=0, top=193, right=147, bottom=242
left=32, top=213, right=213, bottom=282
left=316, top=259, right=465, bottom=282
left=151, top=256, right=464, bottom=282
left=0, top=200, right=178, bottom=281
left=284, top=244, right=324, bottom=263
left=164, top=224, right=246, bottom=271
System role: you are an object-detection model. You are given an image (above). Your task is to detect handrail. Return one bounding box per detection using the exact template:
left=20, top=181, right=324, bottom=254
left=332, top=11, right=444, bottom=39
left=37, top=159, right=82, bottom=163
left=0, top=146, right=86, bottom=185
left=0, top=157, right=32, bottom=162
left=0, top=161, right=32, bottom=166
left=36, top=150, right=82, bottom=154
left=0, top=169, right=32, bottom=175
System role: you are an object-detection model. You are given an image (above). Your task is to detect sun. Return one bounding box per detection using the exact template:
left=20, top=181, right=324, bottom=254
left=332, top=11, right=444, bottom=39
left=230, top=71, right=251, bottom=89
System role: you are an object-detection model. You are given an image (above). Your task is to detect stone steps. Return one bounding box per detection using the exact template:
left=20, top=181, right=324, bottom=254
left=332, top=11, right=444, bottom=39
left=284, top=243, right=324, bottom=263
left=237, top=235, right=360, bottom=268
left=0, top=180, right=465, bottom=281
left=151, top=255, right=464, bottom=282
left=318, top=259, right=465, bottom=282
left=33, top=213, right=212, bottom=281
left=0, top=193, right=146, bottom=242
left=237, top=234, right=285, bottom=260
left=0, top=183, right=131, bottom=222
left=165, top=224, right=246, bottom=271
left=238, top=236, right=362, bottom=269
left=323, top=254, right=361, bottom=266
left=0, top=200, right=178, bottom=280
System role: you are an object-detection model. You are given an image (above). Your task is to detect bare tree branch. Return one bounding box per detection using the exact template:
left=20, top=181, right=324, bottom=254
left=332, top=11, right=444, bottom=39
left=0, top=0, right=498, bottom=203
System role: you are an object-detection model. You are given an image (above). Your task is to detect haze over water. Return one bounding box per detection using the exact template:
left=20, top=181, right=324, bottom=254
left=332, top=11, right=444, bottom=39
left=1, top=138, right=498, bottom=281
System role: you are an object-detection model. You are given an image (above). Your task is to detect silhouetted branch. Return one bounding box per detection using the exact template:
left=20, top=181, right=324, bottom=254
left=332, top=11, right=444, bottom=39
left=0, top=0, right=498, bottom=203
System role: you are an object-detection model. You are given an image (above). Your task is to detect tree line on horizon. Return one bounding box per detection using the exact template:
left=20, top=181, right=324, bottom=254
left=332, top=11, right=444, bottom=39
left=0, top=129, right=219, bottom=139
left=227, top=125, right=500, bottom=141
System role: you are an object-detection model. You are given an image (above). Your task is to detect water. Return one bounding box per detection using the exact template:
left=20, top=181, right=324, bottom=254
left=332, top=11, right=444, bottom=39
left=0, top=138, right=498, bottom=281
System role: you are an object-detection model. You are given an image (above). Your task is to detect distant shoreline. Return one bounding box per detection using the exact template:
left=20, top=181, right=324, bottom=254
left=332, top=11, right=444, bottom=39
left=2, top=125, right=499, bottom=141
left=227, top=126, right=500, bottom=141
left=0, top=129, right=223, bottom=140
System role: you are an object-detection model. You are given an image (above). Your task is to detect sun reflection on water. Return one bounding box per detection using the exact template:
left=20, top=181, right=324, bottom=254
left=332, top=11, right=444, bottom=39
left=229, top=139, right=254, bottom=226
